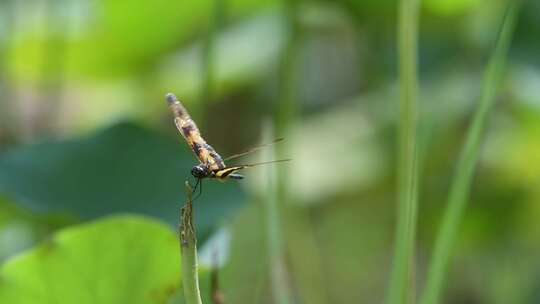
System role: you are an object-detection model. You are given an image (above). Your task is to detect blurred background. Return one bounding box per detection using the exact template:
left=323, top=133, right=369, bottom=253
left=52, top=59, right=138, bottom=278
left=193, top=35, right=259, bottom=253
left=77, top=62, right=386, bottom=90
left=0, top=0, right=539, bottom=303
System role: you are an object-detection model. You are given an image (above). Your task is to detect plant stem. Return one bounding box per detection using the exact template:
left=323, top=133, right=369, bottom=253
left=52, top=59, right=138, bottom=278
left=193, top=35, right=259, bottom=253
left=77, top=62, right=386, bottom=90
left=386, top=0, right=420, bottom=303
left=419, top=3, right=520, bottom=304
left=180, top=181, right=203, bottom=304
left=198, top=0, right=226, bottom=127
left=266, top=0, right=301, bottom=303
left=277, top=1, right=330, bottom=301
left=260, top=122, right=292, bottom=304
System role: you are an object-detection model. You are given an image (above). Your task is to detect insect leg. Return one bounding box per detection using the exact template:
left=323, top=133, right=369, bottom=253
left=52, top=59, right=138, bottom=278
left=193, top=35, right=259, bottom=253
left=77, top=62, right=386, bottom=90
left=191, top=178, right=199, bottom=196
left=192, top=178, right=203, bottom=201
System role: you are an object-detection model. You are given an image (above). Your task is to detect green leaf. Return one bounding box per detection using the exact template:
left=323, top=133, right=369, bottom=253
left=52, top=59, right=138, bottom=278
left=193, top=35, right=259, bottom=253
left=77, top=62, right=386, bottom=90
left=0, top=122, right=245, bottom=241
left=0, top=215, right=193, bottom=304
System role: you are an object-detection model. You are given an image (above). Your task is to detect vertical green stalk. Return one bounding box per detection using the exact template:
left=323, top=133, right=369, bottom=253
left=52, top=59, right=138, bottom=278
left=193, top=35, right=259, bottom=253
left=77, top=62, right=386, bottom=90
left=261, top=122, right=293, bottom=304
left=39, top=1, right=70, bottom=130
left=265, top=1, right=300, bottom=303
left=0, top=1, right=15, bottom=146
left=277, top=2, right=329, bottom=303
left=276, top=0, right=299, bottom=137
left=386, top=0, right=420, bottom=303
left=180, top=182, right=203, bottom=304
left=419, top=3, right=520, bottom=304
left=199, top=0, right=226, bottom=125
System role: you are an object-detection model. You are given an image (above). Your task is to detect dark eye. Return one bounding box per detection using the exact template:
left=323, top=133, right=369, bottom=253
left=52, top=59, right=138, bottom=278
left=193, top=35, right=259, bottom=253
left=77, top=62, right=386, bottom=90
left=191, top=165, right=208, bottom=178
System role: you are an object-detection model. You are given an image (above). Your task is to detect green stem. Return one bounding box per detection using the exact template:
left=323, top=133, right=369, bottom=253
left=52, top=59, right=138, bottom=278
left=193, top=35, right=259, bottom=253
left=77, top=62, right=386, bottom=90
left=0, top=1, right=15, bottom=146
left=198, top=0, right=226, bottom=126
left=180, top=182, right=203, bottom=304
left=386, top=0, right=420, bottom=303
left=261, top=122, right=292, bottom=304
left=265, top=1, right=301, bottom=303
left=277, top=1, right=330, bottom=302
left=419, top=3, right=520, bottom=304
left=276, top=0, right=299, bottom=138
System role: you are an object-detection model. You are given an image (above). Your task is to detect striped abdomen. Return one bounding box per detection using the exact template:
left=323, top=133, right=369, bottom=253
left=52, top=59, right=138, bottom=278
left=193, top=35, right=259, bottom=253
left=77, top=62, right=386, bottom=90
left=166, top=93, right=225, bottom=171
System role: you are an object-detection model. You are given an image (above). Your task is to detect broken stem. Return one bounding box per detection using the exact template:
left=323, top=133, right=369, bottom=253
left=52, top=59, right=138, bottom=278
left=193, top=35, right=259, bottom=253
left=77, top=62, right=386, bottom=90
left=180, top=181, right=203, bottom=304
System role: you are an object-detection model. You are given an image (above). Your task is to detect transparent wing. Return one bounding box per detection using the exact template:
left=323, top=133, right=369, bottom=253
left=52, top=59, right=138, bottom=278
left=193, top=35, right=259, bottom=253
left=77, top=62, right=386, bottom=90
left=167, top=93, right=225, bottom=170
left=223, top=138, right=284, bottom=161
left=213, top=159, right=291, bottom=178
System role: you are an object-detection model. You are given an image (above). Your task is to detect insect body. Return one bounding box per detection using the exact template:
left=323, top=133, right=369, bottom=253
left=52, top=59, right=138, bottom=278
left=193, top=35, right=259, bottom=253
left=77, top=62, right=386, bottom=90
left=166, top=93, right=288, bottom=184
left=166, top=93, right=244, bottom=180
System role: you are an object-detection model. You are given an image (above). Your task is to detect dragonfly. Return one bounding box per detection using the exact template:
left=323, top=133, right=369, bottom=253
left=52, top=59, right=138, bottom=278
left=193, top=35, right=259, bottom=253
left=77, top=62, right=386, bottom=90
left=166, top=93, right=289, bottom=195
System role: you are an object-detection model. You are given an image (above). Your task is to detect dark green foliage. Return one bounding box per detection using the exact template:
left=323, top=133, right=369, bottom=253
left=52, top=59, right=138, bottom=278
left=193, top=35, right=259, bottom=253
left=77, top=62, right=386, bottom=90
left=0, top=122, right=245, bottom=241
